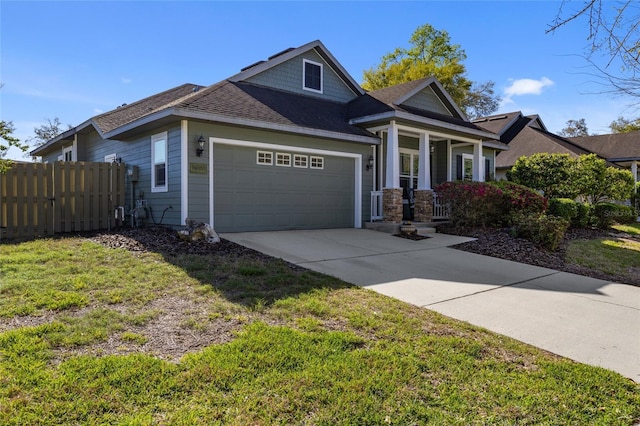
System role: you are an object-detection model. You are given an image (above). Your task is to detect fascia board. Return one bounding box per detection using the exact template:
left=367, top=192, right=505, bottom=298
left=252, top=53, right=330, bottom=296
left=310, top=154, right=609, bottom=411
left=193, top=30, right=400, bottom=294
left=349, top=111, right=498, bottom=140
left=106, top=107, right=381, bottom=145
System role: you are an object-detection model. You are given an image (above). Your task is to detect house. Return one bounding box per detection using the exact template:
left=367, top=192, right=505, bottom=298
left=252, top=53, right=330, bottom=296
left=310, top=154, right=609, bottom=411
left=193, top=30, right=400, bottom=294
left=472, top=112, right=592, bottom=180
left=31, top=40, right=504, bottom=232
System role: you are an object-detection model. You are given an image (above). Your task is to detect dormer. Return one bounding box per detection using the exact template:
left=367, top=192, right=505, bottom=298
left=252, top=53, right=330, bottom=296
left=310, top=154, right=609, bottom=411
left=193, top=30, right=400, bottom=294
left=229, top=40, right=364, bottom=103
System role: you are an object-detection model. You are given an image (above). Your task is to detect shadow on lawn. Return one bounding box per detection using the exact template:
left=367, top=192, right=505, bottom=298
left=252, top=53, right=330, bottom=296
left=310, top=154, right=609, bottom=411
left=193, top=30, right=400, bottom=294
left=88, top=226, right=353, bottom=309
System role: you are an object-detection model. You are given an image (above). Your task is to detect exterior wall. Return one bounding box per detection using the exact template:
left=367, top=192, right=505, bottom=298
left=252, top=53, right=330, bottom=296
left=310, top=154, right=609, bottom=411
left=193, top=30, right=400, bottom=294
left=450, top=144, right=497, bottom=181
left=401, top=86, right=451, bottom=116
left=245, top=50, right=358, bottom=103
left=187, top=121, right=374, bottom=227
left=433, top=140, right=448, bottom=185
left=75, top=125, right=184, bottom=228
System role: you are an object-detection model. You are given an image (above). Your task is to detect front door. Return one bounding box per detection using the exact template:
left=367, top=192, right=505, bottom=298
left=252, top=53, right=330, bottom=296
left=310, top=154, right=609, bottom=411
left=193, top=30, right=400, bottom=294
left=400, top=149, right=419, bottom=220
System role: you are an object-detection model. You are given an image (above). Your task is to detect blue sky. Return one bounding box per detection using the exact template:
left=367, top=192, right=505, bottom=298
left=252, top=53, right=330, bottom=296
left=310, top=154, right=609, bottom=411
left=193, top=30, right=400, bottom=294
left=1, top=0, right=637, bottom=160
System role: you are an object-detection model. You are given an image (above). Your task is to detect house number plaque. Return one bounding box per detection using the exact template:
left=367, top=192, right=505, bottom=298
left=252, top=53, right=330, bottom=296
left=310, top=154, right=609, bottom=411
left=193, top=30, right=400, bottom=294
left=189, top=163, right=208, bottom=174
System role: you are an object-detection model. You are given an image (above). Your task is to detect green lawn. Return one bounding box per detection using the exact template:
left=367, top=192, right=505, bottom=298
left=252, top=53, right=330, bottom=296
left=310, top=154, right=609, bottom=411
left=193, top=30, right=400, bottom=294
left=1, top=237, right=639, bottom=425
left=566, top=224, right=640, bottom=282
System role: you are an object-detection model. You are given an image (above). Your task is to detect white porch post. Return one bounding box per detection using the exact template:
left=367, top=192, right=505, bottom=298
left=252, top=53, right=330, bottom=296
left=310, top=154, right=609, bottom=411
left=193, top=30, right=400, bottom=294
left=417, top=132, right=431, bottom=190
left=632, top=160, right=638, bottom=187
left=473, top=141, right=483, bottom=182
left=385, top=120, right=400, bottom=188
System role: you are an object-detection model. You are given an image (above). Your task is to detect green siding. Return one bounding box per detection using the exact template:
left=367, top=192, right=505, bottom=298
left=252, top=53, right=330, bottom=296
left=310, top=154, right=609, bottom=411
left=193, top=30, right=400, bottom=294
left=401, top=86, right=451, bottom=116
left=245, top=50, right=358, bottom=103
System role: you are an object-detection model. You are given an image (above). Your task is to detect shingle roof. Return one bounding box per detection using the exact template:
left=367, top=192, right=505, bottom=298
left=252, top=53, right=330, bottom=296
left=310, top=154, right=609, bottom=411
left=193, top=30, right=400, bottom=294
left=93, top=83, right=203, bottom=134
left=472, top=112, right=522, bottom=136
left=173, top=80, right=374, bottom=138
left=567, top=132, right=640, bottom=160
left=495, top=126, right=591, bottom=169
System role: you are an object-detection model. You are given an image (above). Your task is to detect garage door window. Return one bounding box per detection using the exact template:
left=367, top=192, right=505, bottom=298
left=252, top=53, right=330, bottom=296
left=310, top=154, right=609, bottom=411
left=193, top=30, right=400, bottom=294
left=276, top=153, right=291, bottom=167
left=310, top=156, right=324, bottom=169
left=257, top=151, right=273, bottom=165
left=294, top=154, right=308, bottom=168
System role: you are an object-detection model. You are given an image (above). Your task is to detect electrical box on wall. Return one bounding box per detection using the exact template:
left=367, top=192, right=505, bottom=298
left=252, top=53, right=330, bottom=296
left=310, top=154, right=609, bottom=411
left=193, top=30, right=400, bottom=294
left=127, top=165, right=139, bottom=182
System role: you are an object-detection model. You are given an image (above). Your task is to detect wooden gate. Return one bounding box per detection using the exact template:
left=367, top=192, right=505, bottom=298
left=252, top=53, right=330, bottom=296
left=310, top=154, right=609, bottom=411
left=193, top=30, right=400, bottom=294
left=1, top=161, right=126, bottom=240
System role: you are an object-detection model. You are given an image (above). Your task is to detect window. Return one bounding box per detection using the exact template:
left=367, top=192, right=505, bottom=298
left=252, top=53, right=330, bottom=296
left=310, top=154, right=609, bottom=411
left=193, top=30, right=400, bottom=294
left=310, top=156, right=324, bottom=169
left=276, top=152, right=291, bottom=167
left=462, top=154, right=473, bottom=181
left=151, top=132, right=167, bottom=192
left=293, top=154, right=308, bottom=168
left=62, top=146, right=73, bottom=162
left=257, top=151, right=273, bottom=165
left=303, top=59, right=323, bottom=93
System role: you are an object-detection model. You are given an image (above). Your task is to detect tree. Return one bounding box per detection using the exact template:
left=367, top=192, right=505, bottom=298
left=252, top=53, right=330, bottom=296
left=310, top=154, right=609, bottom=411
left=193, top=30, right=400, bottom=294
left=0, top=84, right=29, bottom=172
left=547, top=1, right=640, bottom=101
left=558, top=118, right=590, bottom=137
left=507, top=153, right=578, bottom=198
left=609, top=116, right=640, bottom=133
left=574, top=154, right=635, bottom=203
left=362, top=23, right=500, bottom=119
left=28, top=117, right=69, bottom=149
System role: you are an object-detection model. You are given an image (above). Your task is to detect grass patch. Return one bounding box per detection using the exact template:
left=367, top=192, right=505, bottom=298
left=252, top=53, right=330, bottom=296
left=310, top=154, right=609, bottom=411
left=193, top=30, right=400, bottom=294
left=566, top=237, right=640, bottom=278
left=613, top=222, right=640, bottom=236
left=1, top=236, right=639, bottom=425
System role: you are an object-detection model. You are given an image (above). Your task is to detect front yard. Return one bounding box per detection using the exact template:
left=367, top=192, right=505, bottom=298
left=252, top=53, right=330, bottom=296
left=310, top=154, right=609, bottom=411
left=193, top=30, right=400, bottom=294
left=1, top=228, right=639, bottom=425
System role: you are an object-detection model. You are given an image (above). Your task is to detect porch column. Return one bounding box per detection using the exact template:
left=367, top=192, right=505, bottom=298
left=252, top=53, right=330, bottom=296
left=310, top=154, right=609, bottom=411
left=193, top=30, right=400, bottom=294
left=417, top=132, right=431, bottom=190
left=632, top=160, right=638, bottom=187
left=414, top=132, right=433, bottom=223
left=473, top=141, right=483, bottom=182
left=382, top=121, right=402, bottom=222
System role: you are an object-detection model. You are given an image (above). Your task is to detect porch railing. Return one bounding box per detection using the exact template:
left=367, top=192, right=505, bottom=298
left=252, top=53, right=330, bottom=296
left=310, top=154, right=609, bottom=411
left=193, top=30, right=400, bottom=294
left=432, top=192, right=450, bottom=220
left=371, top=191, right=383, bottom=221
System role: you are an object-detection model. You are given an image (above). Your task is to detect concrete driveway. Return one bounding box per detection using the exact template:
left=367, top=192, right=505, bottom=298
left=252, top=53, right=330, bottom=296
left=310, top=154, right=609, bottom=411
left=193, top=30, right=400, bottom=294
left=222, top=228, right=640, bottom=382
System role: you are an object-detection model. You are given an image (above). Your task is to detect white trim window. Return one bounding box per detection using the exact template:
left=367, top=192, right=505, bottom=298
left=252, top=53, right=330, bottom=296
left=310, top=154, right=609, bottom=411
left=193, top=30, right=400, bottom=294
left=462, top=153, right=473, bottom=181
left=257, top=150, right=273, bottom=165
left=310, top=156, right=324, bottom=169
left=293, top=154, right=308, bottom=168
left=303, top=59, right=323, bottom=93
left=151, top=132, right=168, bottom=192
left=276, top=152, right=291, bottom=167
left=62, top=146, right=73, bottom=162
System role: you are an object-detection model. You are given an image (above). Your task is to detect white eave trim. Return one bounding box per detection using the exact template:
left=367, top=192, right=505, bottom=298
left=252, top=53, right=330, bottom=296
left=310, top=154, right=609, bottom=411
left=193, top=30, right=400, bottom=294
left=30, top=119, right=97, bottom=156
left=349, top=111, right=498, bottom=140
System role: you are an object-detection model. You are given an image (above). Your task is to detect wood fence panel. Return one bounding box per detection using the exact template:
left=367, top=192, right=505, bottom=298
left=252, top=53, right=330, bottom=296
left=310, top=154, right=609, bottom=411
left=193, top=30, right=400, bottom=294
left=1, top=161, right=125, bottom=240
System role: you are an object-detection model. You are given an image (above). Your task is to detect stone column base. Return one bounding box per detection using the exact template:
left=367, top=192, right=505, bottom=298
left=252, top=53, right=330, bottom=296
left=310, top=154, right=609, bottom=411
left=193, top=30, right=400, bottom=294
left=413, top=189, right=434, bottom=222
left=382, top=188, right=403, bottom=223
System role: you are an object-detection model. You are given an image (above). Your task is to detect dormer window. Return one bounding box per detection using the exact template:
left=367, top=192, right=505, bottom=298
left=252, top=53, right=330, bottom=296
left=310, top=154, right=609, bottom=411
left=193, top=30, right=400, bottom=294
left=303, top=59, right=323, bottom=93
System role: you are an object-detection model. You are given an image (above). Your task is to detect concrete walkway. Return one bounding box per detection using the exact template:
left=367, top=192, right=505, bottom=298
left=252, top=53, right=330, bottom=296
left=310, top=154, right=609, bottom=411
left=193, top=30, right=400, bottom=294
left=222, top=228, right=640, bottom=382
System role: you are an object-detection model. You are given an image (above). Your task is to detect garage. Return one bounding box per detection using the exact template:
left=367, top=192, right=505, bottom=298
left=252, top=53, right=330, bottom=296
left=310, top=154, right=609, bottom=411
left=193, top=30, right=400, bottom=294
left=212, top=141, right=357, bottom=232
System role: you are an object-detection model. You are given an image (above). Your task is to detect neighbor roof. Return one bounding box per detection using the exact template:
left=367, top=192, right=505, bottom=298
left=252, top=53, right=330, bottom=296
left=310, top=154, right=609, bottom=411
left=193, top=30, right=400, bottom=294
left=568, top=131, right=640, bottom=161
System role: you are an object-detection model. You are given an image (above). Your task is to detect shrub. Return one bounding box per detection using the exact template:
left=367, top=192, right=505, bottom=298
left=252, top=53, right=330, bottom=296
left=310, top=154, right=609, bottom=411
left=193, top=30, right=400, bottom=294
left=593, top=202, right=636, bottom=228
left=548, top=198, right=578, bottom=222
left=490, top=181, right=548, bottom=221
left=435, top=181, right=504, bottom=227
left=512, top=214, right=569, bottom=251
left=572, top=202, right=593, bottom=228
left=435, top=181, right=548, bottom=227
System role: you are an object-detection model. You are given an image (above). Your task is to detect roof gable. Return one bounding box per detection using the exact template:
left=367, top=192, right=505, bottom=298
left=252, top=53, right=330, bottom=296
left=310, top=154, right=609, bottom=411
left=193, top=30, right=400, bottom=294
left=229, top=40, right=363, bottom=103
left=367, top=77, right=466, bottom=120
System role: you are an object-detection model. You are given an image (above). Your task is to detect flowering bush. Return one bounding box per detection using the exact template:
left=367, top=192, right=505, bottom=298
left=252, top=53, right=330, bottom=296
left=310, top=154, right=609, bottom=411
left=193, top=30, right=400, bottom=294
left=435, top=181, right=548, bottom=227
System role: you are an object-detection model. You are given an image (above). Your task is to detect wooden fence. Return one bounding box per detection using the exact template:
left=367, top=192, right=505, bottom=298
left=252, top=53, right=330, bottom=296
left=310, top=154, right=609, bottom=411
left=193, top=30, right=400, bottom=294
left=1, top=161, right=126, bottom=240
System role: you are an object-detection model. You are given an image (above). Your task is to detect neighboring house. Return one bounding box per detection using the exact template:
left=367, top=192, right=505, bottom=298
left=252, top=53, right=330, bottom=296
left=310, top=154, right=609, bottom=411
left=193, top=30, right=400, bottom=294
left=568, top=132, right=640, bottom=188
left=473, top=112, right=593, bottom=180
left=31, top=40, right=503, bottom=232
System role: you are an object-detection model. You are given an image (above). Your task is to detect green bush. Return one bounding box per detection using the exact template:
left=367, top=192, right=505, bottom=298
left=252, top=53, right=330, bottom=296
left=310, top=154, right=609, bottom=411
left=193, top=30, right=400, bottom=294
left=490, top=181, right=548, bottom=223
left=547, top=198, right=578, bottom=222
left=572, top=202, right=593, bottom=228
left=512, top=214, right=569, bottom=251
left=593, top=202, right=636, bottom=228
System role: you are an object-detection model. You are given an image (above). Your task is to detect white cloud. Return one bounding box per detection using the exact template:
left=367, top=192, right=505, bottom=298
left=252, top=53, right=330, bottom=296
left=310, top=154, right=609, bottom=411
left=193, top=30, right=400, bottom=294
left=504, top=77, right=554, bottom=97
left=121, top=77, right=132, bottom=84
left=94, top=108, right=104, bottom=114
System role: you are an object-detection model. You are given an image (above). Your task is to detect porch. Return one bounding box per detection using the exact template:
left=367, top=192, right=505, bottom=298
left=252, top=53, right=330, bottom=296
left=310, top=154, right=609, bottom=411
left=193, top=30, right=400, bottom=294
left=366, top=120, right=494, bottom=223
